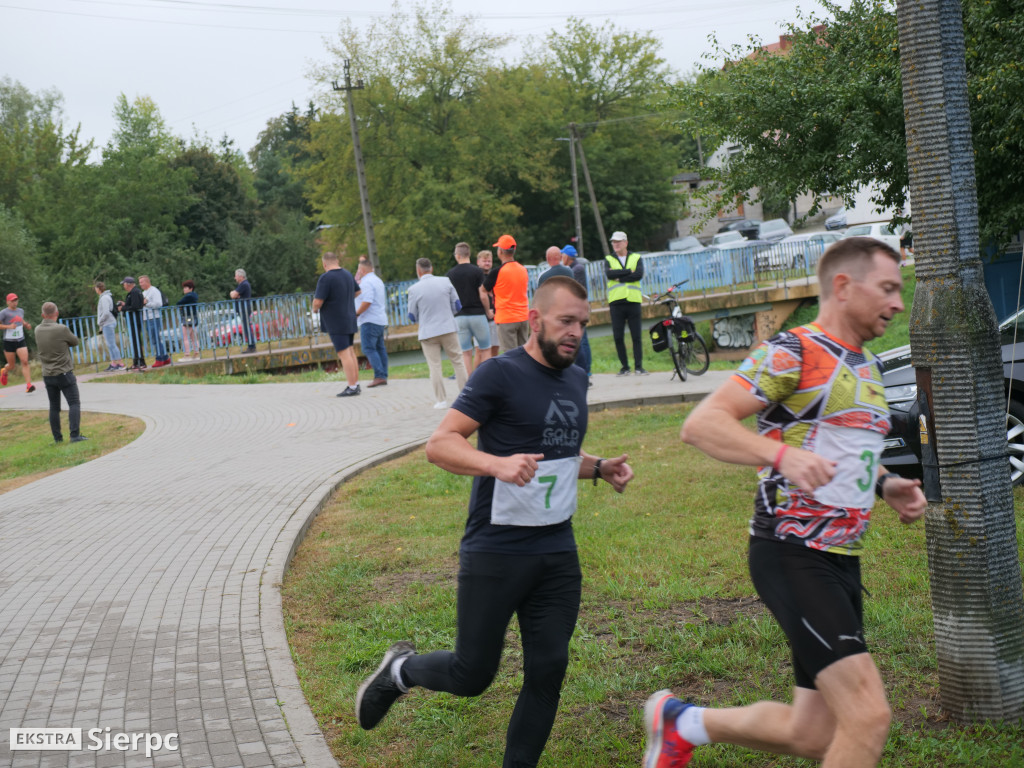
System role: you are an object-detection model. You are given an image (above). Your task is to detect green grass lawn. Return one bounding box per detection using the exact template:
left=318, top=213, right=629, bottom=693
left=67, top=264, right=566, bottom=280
left=0, top=410, right=145, bottom=494
left=282, top=402, right=1024, bottom=768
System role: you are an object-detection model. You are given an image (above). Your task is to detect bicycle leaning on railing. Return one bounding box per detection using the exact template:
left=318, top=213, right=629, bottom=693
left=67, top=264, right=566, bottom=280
left=647, top=280, right=710, bottom=382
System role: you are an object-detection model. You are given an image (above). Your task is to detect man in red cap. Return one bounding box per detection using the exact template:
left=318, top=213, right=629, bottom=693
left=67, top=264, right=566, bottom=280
left=483, top=234, right=530, bottom=354
left=0, top=293, right=35, bottom=392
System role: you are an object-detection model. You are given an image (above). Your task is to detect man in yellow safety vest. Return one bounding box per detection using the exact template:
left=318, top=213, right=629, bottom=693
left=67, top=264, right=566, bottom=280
left=604, top=231, right=647, bottom=375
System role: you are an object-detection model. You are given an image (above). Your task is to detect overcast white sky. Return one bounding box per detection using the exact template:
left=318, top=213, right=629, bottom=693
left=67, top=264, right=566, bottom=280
left=2, top=0, right=830, bottom=159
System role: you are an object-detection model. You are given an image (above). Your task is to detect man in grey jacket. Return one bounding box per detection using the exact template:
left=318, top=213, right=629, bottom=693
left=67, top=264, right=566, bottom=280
left=407, top=258, right=469, bottom=409
left=35, top=302, right=87, bottom=443
left=94, top=282, right=124, bottom=371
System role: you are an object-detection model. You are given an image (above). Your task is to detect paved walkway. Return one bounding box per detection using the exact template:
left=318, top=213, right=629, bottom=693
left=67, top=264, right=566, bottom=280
left=0, top=369, right=729, bottom=768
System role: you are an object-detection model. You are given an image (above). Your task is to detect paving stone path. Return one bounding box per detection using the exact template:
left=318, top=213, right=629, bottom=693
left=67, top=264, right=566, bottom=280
left=0, top=370, right=728, bottom=768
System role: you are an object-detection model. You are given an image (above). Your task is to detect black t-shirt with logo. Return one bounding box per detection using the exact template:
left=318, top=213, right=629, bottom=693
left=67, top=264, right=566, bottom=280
left=452, top=346, right=588, bottom=554
left=446, top=262, right=487, bottom=315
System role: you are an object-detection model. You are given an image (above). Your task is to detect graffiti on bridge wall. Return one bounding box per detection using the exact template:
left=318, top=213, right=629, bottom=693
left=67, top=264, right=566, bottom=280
left=712, top=315, right=755, bottom=350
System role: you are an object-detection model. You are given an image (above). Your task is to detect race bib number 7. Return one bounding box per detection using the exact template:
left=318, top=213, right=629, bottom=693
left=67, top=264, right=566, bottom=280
left=810, top=424, right=883, bottom=510
left=490, top=456, right=582, bottom=527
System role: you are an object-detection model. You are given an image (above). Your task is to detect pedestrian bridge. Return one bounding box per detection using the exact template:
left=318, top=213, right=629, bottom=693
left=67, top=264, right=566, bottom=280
left=64, top=246, right=822, bottom=372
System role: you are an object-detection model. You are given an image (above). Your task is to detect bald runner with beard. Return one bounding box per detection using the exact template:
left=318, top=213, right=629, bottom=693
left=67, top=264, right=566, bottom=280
left=354, top=276, right=635, bottom=767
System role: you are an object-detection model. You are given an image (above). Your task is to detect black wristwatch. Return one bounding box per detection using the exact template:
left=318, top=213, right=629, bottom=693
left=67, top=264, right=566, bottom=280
left=593, top=458, right=604, bottom=486
left=876, top=472, right=899, bottom=500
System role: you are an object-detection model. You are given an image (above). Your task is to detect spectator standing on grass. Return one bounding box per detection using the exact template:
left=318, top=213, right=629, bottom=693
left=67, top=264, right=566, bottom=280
left=1, top=292, right=35, bottom=392
left=177, top=280, right=200, bottom=361
left=561, top=245, right=592, bottom=381
left=447, top=242, right=492, bottom=375
left=35, top=302, right=87, bottom=444
left=642, top=238, right=927, bottom=768
left=117, top=277, right=146, bottom=370
left=230, top=268, right=256, bottom=354
left=139, top=275, right=171, bottom=368
left=537, top=245, right=573, bottom=285
left=354, top=276, right=633, bottom=768
left=354, top=256, right=389, bottom=388
left=476, top=249, right=500, bottom=359
left=407, top=258, right=467, bottom=409
left=604, top=231, right=648, bottom=376
left=483, top=234, right=530, bottom=354
left=313, top=252, right=361, bottom=398
left=94, top=282, right=124, bottom=372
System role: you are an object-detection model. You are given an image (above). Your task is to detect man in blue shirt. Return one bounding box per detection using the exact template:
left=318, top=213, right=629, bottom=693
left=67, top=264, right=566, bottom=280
left=313, top=252, right=361, bottom=397
left=354, top=256, right=389, bottom=388
left=230, top=268, right=256, bottom=354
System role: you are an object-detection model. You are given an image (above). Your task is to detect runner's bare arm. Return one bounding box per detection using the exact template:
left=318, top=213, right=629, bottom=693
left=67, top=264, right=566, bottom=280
left=578, top=451, right=634, bottom=493
left=879, top=474, right=927, bottom=523
left=426, top=408, right=543, bottom=486
left=681, top=379, right=838, bottom=490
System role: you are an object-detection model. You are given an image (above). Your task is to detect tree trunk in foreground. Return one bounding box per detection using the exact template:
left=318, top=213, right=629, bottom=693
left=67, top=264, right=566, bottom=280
left=896, top=0, right=1024, bottom=722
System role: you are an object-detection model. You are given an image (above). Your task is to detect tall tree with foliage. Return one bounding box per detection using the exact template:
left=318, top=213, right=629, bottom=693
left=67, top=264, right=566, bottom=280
left=671, top=0, right=1024, bottom=246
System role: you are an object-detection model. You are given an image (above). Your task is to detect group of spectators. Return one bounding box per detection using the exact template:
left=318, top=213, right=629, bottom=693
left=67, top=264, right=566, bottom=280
left=94, top=269, right=254, bottom=372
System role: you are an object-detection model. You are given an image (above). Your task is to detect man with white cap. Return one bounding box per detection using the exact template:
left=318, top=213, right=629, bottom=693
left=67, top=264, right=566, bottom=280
left=604, top=231, right=647, bottom=375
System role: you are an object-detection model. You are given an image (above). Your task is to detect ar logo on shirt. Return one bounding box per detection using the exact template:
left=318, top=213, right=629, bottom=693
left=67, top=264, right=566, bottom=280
left=542, top=399, right=580, bottom=448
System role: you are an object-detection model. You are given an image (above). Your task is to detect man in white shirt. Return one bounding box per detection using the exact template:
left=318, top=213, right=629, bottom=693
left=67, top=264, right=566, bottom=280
left=407, top=258, right=468, bottom=409
left=139, top=275, right=171, bottom=367
left=355, top=256, right=389, bottom=387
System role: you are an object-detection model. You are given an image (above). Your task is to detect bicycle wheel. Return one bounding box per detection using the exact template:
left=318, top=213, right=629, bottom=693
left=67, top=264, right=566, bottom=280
left=683, top=333, right=710, bottom=376
left=670, top=335, right=688, bottom=381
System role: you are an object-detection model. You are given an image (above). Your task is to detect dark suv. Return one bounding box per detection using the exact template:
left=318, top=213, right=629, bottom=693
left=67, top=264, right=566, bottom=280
left=880, top=308, right=1024, bottom=484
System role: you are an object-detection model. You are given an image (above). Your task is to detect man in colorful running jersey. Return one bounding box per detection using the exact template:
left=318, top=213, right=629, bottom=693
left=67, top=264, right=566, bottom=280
left=643, top=237, right=926, bottom=768
left=354, top=276, right=634, bottom=767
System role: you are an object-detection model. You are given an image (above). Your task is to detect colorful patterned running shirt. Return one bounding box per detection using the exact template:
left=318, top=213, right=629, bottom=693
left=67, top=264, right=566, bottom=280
left=732, top=323, right=891, bottom=555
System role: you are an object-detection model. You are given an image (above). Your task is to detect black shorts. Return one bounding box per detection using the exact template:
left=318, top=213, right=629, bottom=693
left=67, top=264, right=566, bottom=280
left=748, top=536, right=867, bottom=689
left=3, top=339, right=27, bottom=353
left=329, top=333, right=354, bottom=352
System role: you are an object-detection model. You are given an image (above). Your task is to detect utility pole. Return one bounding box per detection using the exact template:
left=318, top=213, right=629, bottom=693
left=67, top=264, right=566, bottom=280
left=332, top=60, right=380, bottom=276
left=557, top=134, right=585, bottom=261
left=571, top=123, right=609, bottom=254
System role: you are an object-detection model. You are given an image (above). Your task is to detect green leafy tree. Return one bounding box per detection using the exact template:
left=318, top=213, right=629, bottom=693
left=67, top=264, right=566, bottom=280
left=672, top=0, right=1024, bottom=246
left=670, top=0, right=906, bottom=226
left=0, top=205, right=48, bottom=322
left=171, top=143, right=256, bottom=252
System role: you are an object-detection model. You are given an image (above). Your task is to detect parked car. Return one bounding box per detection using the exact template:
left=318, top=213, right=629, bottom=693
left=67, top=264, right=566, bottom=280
left=718, top=218, right=761, bottom=240
left=713, top=238, right=771, bottom=252
left=711, top=230, right=747, bottom=247
left=203, top=309, right=245, bottom=346
left=666, top=236, right=706, bottom=253
left=842, top=221, right=902, bottom=253
left=756, top=218, right=795, bottom=242
left=756, top=232, right=843, bottom=270
left=825, top=206, right=847, bottom=230
left=881, top=307, right=1024, bottom=484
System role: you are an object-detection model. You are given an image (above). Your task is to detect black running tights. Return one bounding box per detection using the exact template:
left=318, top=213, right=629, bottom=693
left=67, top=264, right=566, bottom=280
left=400, top=550, right=582, bottom=768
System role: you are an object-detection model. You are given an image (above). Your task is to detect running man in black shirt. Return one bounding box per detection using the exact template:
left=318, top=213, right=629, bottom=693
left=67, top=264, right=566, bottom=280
left=355, top=275, right=634, bottom=767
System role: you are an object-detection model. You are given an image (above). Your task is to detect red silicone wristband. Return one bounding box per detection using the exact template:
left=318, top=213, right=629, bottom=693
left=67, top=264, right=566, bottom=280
left=773, top=444, right=789, bottom=471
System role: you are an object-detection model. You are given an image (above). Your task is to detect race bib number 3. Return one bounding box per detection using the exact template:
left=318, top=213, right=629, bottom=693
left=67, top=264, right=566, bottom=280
left=810, top=424, right=883, bottom=510
left=490, top=456, right=583, bottom=527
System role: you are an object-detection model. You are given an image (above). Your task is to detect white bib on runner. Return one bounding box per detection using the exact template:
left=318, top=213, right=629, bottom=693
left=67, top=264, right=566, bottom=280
left=810, top=424, right=883, bottom=509
left=490, top=456, right=582, bottom=527
left=4, top=322, right=24, bottom=341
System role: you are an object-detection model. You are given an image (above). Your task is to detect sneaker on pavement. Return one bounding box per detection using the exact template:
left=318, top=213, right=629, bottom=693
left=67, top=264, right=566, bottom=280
left=1, top=367, right=7, bottom=386
left=337, top=385, right=361, bottom=398
left=617, top=367, right=631, bottom=376
left=26, top=384, right=35, bottom=393
left=433, top=401, right=448, bottom=410
left=643, top=690, right=696, bottom=768
left=636, top=368, right=650, bottom=376
left=355, top=641, right=416, bottom=730
left=103, top=365, right=119, bottom=372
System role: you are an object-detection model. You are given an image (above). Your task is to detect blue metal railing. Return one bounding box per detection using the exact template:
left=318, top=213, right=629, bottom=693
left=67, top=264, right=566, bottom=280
left=63, top=248, right=822, bottom=367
